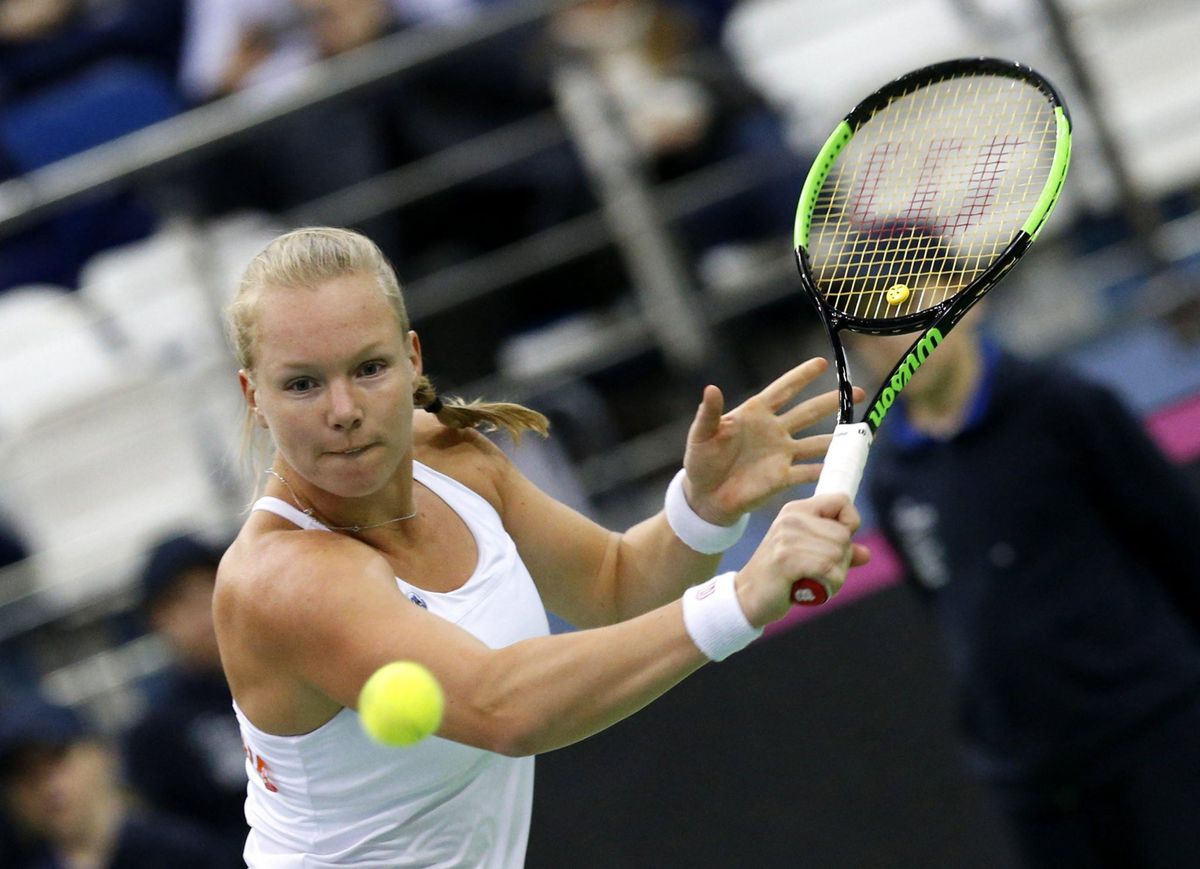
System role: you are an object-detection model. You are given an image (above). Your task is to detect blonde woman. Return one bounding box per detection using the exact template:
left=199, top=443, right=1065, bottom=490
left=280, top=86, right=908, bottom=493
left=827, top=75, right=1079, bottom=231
left=215, top=226, right=867, bottom=867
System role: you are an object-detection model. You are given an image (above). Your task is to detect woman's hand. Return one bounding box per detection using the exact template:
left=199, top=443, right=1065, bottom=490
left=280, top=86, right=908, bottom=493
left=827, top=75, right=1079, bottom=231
left=734, top=495, right=870, bottom=627
left=680, top=358, right=862, bottom=524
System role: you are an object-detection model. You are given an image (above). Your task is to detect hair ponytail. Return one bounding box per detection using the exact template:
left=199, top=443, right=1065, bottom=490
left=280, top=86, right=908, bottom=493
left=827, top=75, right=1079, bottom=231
left=412, top=375, right=548, bottom=443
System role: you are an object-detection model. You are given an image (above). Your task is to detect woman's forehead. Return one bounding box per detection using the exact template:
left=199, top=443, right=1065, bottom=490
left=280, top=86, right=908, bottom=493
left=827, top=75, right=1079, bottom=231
left=254, top=277, right=404, bottom=358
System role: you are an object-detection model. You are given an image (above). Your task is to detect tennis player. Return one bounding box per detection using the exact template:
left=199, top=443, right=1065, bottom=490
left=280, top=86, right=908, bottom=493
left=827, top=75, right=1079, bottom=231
left=215, top=226, right=867, bottom=867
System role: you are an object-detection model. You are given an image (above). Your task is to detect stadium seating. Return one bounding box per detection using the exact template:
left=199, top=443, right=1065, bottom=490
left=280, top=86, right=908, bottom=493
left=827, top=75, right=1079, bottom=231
left=0, top=366, right=244, bottom=611
left=0, top=285, right=123, bottom=435
left=78, top=212, right=285, bottom=369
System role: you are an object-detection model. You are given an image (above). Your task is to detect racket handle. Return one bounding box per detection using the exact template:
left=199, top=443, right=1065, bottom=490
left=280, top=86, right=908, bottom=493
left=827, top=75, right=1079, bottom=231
left=791, top=422, right=872, bottom=606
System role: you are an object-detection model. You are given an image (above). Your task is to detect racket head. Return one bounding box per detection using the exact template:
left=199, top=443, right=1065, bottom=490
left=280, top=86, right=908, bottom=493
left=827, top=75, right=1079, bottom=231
left=794, top=58, right=1071, bottom=336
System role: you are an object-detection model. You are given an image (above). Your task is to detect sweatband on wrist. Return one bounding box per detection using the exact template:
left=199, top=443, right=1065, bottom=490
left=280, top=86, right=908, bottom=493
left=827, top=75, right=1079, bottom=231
left=682, top=571, right=763, bottom=662
left=664, top=469, right=749, bottom=554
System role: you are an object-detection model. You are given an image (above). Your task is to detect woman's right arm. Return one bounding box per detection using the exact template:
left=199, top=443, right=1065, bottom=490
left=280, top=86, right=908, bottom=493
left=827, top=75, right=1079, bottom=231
left=233, top=494, right=862, bottom=757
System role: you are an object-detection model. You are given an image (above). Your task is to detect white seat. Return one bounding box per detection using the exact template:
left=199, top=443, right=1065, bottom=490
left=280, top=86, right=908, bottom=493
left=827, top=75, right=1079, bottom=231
left=0, top=285, right=123, bottom=435
left=78, top=212, right=286, bottom=371
left=0, top=366, right=248, bottom=613
left=727, top=0, right=1200, bottom=211
left=723, top=0, right=987, bottom=145
left=77, top=221, right=229, bottom=369
left=203, top=210, right=289, bottom=307
left=1070, top=0, right=1200, bottom=198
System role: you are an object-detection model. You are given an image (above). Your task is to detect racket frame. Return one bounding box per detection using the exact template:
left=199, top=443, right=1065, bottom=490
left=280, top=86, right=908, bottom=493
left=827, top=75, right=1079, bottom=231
left=787, top=57, right=1072, bottom=605
left=794, top=57, right=1072, bottom=432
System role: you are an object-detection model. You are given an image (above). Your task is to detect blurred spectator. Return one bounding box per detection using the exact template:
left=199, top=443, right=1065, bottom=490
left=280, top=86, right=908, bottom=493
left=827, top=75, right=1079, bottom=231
left=856, top=313, right=1200, bottom=869
left=4, top=0, right=591, bottom=315
left=546, top=0, right=804, bottom=276
left=0, top=0, right=188, bottom=291
left=180, top=0, right=409, bottom=253
left=177, top=0, right=469, bottom=104
left=0, top=0, right=72, bottom=47
left=0, top=691, right=220, bottom=868
left=121, top=532, right=246, bottom=866
left=183, top=0, right=586, bottom=273
left=177, top=0, right=314, bottom=103
left=0, top=0, right=185, bottom=97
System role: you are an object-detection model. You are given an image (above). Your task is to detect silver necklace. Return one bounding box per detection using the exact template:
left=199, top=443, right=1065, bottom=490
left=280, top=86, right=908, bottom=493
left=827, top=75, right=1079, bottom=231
left=264, top=468, right=417, bottom=532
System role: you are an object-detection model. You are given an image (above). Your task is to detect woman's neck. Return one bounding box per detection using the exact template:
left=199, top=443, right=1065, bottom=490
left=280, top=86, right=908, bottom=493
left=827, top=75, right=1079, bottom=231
left=266, top=459, right=418, bottom=534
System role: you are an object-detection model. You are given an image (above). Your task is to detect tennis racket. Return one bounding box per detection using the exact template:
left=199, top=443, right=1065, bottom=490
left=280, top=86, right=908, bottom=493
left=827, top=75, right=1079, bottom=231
left=790, top=57, right=1072, bottom=606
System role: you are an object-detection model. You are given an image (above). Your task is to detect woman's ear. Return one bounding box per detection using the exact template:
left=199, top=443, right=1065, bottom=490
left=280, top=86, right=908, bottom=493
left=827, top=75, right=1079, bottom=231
left=239, top=370, right=269, bottom=429
left=408, top=330, right=423, bottom=378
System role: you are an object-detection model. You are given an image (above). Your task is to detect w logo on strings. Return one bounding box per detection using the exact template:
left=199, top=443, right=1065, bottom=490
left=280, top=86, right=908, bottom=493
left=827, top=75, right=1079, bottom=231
left=848, top=136, right=1027, bottom=235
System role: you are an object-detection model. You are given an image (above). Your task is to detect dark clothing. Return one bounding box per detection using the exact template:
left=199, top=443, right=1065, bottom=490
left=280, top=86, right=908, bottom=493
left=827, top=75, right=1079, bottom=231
left=991, top=701, right=1200, bottom=869
left=122, top=670, right=247, bottom=866
left=867, top=347, right=1200, bottom=866
left=0, top=520, right=28, bottom=569
left=0, top=693, right=233, bottom=868
left=0, top=816, right=39, bottom=869
left=0, top=0, right=187, bottom=291
left=24, top=811, right=220, bottom=869
left=0, top=0, right=185, bottom=99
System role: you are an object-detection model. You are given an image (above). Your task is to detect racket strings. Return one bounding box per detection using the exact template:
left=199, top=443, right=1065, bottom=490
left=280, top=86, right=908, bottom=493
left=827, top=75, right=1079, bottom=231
left=810, top=74, right=1058, bottom=321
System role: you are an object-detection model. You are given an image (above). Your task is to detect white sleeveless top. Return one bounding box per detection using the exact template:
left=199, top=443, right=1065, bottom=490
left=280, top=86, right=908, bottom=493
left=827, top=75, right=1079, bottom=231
left=235, top=461, right=550, bottom=868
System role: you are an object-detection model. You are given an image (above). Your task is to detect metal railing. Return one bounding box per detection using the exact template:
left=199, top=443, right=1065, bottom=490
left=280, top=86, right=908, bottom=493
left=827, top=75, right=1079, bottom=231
left=0, top=0, right=576, bottom=237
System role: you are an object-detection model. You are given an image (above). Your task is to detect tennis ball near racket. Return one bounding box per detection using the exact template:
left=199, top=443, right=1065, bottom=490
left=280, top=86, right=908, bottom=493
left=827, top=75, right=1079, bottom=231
left=886, top=284, right=911, bottom=305
left=358, top=661, right=444, bottom=746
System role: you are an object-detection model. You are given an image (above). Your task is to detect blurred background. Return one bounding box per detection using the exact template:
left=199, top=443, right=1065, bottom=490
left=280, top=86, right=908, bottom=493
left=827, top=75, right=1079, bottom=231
left=0, top=0, right=1198, bottom=866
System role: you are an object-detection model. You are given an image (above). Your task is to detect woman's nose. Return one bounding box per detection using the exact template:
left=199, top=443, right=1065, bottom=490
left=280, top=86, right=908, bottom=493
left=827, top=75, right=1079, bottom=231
left=326, top=380, right=363, bottom=430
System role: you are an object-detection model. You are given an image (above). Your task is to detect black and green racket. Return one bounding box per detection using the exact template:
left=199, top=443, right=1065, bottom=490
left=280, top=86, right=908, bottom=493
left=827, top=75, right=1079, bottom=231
left=791, top=58, right=1072, bottom=606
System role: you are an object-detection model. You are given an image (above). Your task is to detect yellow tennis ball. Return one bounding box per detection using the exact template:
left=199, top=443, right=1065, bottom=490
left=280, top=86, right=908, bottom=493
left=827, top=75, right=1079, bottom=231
left=358, top=661, right=444, bottom=747
left=886, top=284, right=910, bottom=305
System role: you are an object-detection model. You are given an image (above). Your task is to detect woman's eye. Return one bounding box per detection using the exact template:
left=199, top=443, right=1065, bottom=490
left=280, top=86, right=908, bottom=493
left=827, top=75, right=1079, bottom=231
left=359, top=360, right=386, bottom=377
left=286, top=378, right=316, bottom=393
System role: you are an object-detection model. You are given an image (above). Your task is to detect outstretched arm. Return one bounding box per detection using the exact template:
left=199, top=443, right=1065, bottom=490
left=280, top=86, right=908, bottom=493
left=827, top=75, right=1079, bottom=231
left=506, top=357, right=861, bottom=626
left=231, top=495, right=865, bottom=757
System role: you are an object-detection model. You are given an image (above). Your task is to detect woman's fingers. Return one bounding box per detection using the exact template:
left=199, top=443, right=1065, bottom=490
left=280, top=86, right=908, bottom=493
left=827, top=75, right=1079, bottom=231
left=755, top=357, right=828, bottom=412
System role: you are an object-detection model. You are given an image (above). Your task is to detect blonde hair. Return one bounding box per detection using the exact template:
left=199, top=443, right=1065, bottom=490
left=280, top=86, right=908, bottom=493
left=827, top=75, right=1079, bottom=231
left=226, top=227, right=548, bottom=473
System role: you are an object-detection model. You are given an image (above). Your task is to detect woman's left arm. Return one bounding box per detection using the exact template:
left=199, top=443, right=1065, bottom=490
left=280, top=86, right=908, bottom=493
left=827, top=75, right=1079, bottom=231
left=501, top=357, right=858, bottom=627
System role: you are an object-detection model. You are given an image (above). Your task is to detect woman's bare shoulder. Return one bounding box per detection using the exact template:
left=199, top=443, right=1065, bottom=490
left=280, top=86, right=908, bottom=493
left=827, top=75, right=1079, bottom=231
left=215, top=520, right=390, bottom=637
left=412, top=412, right=512, bottom=504
left=213, top=517, right=433, bottom=728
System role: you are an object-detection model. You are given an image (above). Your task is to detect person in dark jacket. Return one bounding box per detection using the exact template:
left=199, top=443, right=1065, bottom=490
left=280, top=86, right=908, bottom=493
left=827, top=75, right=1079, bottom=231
left=855, top=309, right=1200, bottom=869
left=122, top=532, right=246, bottom=867
left=0, top=691, right=221, bottom=869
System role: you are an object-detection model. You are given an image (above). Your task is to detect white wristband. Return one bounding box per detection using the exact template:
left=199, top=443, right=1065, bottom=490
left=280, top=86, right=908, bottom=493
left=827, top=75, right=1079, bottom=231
left=664, top=469, right=749, bottom=554
left=682, top=571, right=763, bottom=662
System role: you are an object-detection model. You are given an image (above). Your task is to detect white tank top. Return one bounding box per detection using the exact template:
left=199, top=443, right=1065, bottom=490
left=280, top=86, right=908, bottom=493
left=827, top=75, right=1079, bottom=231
left=235, top=460, right=550, bottom=868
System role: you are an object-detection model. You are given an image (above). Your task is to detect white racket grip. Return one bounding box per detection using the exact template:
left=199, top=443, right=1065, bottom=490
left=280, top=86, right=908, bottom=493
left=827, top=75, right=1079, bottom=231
left=814, top=422, right=873, bottom=501
left=790, top=422, right=872, bottom=607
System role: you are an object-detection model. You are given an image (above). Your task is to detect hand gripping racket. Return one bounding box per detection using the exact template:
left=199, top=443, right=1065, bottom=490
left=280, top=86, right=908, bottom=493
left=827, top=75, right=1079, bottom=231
left=790, top=57, right=1072, bottom=606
